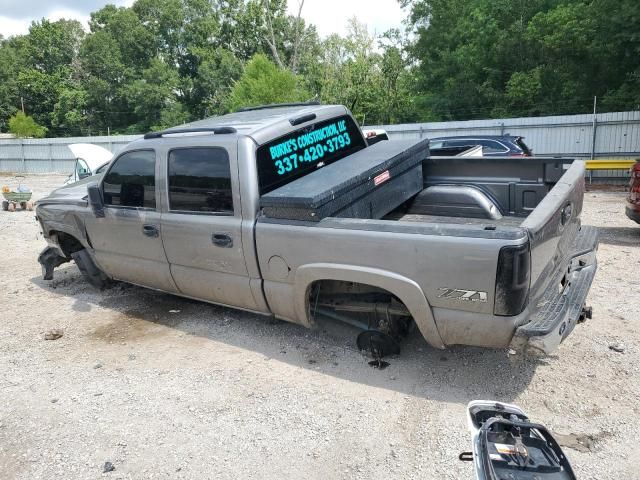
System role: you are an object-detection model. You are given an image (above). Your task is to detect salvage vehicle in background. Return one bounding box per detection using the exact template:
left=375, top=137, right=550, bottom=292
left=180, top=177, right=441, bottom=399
left=626, top=159, right=640, bottom=224
left=64, top=143, right=113, bottom=185
left=429, top=135, right=533, bottom=157
left=36, top=103, right=597, bottom=356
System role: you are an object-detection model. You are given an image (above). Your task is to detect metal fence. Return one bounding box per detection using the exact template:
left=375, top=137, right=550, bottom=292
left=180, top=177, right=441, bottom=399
left=1, top=110, right=639, bottom=176
left=0, top=134, right=141, bottom=174
left=369, top=110, right=640, bottom=160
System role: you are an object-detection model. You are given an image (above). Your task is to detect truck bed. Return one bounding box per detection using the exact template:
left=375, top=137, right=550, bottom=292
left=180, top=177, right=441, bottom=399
left=256, top=155, right=589, bottom=350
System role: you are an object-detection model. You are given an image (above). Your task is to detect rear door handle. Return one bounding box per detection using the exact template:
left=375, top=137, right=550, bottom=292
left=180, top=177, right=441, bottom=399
left=142, top=224, right=159, bottom=238
left=212, top=233, right=233, bottom=248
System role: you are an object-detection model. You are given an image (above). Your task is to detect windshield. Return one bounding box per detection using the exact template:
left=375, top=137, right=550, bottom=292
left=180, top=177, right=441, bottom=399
left=256, top=115, right=366, bottom=194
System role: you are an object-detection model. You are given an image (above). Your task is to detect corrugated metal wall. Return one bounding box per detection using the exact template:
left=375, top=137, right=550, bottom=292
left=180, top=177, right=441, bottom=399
left=369, top=110, right=640, bottom=159
left=0, top=135, right=141, bottom=174
left=1, top=111, right=638, bottom=174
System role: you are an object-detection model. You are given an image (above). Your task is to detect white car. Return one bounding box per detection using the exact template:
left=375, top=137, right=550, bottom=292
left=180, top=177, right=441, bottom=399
left=64, top=143, right=113, bottom=185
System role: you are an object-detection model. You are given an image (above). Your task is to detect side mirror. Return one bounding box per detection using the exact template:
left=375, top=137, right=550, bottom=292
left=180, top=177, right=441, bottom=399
left=87, top=183, right=105, bottom=218
left=78, top=171, right=92, bottom=180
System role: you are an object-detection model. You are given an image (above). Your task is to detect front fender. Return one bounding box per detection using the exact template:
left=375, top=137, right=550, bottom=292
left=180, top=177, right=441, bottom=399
left=294, top=263, right=445, bottom=349
left=37, top=204, right=90, bottom=251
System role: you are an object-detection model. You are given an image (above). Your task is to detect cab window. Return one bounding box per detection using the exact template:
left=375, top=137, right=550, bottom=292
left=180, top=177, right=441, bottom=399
left=103, top=150, right=156, bottom=208
left=168, top=147, right=233, bottom=214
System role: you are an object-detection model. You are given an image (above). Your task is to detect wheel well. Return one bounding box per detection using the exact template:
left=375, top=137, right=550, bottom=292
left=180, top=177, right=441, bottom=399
left=309, top=280, right=403, bottom=305
left=51, top=231, right=84, bottom=258
left=308, top=279, right=413, bottom=332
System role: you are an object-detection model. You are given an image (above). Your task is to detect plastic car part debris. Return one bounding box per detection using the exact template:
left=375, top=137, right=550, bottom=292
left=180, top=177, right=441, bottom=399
left=38, top=246, right=70, bottom=280
left=463, top=401, right=577, bottom=480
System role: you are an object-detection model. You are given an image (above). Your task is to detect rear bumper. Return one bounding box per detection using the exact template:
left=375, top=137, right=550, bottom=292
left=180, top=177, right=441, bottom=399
left=626, top=204, right=640, bottom=224
left=510, top=225, right=599, bottom=354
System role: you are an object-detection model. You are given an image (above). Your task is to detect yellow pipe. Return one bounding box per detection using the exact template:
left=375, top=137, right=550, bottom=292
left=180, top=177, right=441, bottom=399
left=585, top=159, right=636, bottom=170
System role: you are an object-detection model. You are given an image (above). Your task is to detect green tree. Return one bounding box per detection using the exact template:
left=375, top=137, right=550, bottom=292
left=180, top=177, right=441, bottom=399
left=88, top=4, right=156, bottom=72
left=190, top=47, right=243, bottom=118
left=226, top=53, right=310, bottom=110
left=11, top=19, right=85, bottom=133
left=403, top=0, right=640, bottom=120
left=8, top=111, right=47, bottom=138
left=0, top=36, right=23, bottom=131
left=122, top=58, right=188, bottom=132
left=25, top=19, right=84, bottom=75
left=314, top=19, right=390, bottom=124
left=51, top=88, right=88, bottom=136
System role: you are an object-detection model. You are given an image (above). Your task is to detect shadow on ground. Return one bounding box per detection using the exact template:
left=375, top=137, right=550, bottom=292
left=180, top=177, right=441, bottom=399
left=31, top=267, right=544, bottom=405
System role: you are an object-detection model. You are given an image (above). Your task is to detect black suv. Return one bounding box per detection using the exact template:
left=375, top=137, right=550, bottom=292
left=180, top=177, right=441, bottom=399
left=429, top=135, right=533, bottom=157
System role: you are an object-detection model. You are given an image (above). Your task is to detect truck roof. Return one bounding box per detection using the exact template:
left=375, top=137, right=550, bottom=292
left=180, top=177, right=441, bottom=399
left=138, top=104, right=349, bottom=145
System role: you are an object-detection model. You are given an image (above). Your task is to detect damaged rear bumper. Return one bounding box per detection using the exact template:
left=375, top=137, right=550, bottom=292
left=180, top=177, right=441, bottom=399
left=511, top=226, right=599, bottom=354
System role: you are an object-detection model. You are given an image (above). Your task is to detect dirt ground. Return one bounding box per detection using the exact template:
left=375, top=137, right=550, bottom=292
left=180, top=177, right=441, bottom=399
left=0, top=174, right=638, bottom=480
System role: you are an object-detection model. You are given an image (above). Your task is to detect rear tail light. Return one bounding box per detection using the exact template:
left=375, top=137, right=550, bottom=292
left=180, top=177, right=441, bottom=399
left=494, top=242, right=531, bottom=316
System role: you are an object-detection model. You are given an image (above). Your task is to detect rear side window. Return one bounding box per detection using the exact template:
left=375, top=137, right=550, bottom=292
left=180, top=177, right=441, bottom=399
left=256, top=114, right=366, bottom=194
left=479, top=140, right=508, bottom=154
left=103, top=150, right=156, bottom=208
left=168, top=147, right=233, bottom=214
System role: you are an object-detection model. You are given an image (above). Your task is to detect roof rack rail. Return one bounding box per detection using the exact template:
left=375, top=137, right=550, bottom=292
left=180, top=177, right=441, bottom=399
left=236, top=101, right=320, bottom=113
left=143, top=126, right=237, bottom=140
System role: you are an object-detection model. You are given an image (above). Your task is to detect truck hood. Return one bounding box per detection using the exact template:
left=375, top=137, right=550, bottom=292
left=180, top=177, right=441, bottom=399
left=36, top=174, right=102, bottom=207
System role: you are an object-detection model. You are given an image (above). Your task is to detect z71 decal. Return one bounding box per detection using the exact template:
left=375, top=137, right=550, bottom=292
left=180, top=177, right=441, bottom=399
left=438, top=288, right=488, bottom=303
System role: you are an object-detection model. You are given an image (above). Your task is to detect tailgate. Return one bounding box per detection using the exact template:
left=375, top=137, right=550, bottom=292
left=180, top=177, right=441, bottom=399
left=521, top=161, right=586, bottom=298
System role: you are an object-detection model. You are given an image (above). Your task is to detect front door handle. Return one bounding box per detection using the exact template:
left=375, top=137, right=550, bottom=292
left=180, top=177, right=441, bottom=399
left=142, top=224, right=159, bottom=238
left=212, top=233, right=233, bottom=248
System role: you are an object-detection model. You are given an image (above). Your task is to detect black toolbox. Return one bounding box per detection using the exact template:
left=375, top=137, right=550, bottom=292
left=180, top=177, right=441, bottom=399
left=261, top=139, right=428, bottom=221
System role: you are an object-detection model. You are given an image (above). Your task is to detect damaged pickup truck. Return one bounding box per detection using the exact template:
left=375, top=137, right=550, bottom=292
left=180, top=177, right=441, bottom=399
left=36, top=103, right=598, bottom=355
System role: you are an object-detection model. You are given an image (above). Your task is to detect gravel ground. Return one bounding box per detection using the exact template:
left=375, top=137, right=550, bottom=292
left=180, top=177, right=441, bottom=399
left=0, top=175, right=638, bottom=480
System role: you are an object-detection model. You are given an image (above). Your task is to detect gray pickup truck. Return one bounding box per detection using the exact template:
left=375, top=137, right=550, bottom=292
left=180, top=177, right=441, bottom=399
left=36, top=103, right=598, bottom=355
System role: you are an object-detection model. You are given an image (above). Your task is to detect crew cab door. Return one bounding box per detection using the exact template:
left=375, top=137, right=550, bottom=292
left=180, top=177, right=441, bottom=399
left=84, top=149, right=178, bottom=292
left=159, top=145, right=258, bottom=310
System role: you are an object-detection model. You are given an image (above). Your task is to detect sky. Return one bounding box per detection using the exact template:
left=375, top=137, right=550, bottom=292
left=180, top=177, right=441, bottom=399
left=0, top=0, right=406, bottom=39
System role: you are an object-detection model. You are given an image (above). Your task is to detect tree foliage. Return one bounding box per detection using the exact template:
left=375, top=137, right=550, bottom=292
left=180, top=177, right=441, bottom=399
left=227, top=53, right=309, bottom=110
left=0, top=0, right=638, bottom=136
left=8, top=111, right=47, bottom=138
left=403, top=0, right=640, bottom=120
